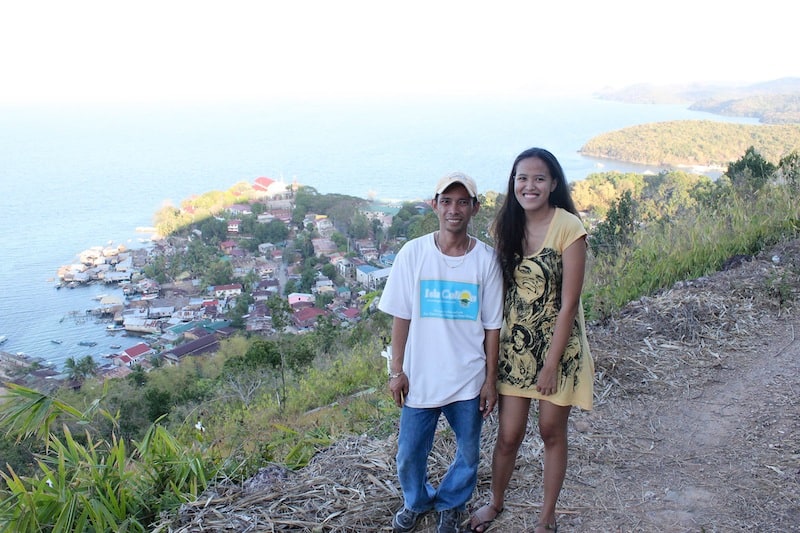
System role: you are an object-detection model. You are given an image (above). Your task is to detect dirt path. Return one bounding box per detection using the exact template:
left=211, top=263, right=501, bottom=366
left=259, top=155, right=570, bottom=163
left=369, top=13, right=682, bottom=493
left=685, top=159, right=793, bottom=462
left=539, top=318, right=800, bottom=532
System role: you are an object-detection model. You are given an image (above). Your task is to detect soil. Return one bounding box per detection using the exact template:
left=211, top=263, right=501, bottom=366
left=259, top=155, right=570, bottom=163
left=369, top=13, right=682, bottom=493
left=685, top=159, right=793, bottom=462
left=158, top=239, right=800, bottom=533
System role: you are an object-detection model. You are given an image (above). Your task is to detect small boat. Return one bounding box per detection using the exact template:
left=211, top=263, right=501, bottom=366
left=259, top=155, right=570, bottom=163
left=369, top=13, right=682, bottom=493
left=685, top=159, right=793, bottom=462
left=0, top=334, right=7, bottom=344
left=78, top=340, right=97, bottom=347
left=110, top=344, right=121, bottom=350
left=51, top=339, right=63, bottom=344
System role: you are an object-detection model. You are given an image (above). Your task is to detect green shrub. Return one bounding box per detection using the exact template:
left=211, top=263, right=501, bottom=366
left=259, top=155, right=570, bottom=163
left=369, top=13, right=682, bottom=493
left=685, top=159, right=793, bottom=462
left=0, top=384, right=216, bottom=532
left=585, top=182, right=799, bottom=319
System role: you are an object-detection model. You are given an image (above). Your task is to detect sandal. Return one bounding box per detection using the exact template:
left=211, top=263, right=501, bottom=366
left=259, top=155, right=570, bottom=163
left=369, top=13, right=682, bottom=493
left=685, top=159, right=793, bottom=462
left=469, top=502, right=504, bottom=532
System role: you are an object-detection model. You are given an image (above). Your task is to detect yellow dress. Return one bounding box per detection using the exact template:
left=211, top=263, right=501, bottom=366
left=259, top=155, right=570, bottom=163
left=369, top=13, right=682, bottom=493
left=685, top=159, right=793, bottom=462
left=497, top=208, right=594, bottom=410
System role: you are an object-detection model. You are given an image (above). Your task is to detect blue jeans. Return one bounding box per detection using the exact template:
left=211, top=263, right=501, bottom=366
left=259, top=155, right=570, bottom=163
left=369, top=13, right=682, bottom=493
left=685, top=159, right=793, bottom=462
left=396, top=396, right=482, bottom=513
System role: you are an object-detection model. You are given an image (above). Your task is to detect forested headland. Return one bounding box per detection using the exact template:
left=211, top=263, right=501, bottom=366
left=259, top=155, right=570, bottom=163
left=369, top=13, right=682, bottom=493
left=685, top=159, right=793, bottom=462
left=585, top=77, right=800, bottom=168
left=579, top=120, right=800, bottom=169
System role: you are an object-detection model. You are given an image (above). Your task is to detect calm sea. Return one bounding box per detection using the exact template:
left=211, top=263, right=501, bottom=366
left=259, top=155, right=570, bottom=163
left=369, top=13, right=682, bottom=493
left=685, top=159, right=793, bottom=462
left=0, top=95, right=758, bottom=368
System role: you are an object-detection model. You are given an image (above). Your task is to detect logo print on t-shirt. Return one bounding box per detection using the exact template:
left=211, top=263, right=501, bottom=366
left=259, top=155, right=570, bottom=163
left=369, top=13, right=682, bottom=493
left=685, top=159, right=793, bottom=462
left=419, top=280, right=479, bottom=320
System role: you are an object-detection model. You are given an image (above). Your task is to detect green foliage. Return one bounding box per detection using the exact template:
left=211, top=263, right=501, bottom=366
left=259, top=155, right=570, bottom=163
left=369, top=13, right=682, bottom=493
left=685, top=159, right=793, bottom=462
left=267, top=294, right=292, bottom=332
left=62, top=355, right=99, bottom=382
left=0, top=434, right=37, bottom=478
left=0, top=383, right=89, bottom=442
left=349, top=212, right=370, bottom=239
left=570, top=172, right=645, bottom=216
left=264, top=425, right=332, bottom=470
left=292, top=186, right=367, bottom=235
left=144, top=388, right=172, bottom=422
left=408, top=210, right=437, bottom=240
left=202, top=259, right=234, bottom=287
left=135, top=420, right=212, bottom=515
left=0, top=384, right=216, bottom=532
left=584, top=176, right=799, bottom=319
left=388, top=202, right=428, bottom=239
left=154, top=205, right=189, bottom=237
left=580, top=120, right=800, bottom=169
left=143, top=238, right=224, bottom=285
left=250, top=202, right=266, bottom=216
left=155, top=182, right=266, bottom=237
left=637, top=171, right=713, bottom=222
left=725, top=146, right=776, bottom=195
left=312, top=315, right=338, bottom=354
left=1, top=425, right=148, bottom=532
left=589, top=190, right=637, bottom=257
left=241, top=339, right=282, bottom=369
left=197, top=217, right=228, bottom=244
left=331, top=231, right=348, bottom=250
left=257, top=219, right=290, bottom=244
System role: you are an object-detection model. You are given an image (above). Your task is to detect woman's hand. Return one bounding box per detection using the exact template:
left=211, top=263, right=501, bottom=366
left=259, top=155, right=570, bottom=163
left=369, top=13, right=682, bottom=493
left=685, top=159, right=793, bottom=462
left=536, top=363, right=558, bottom=396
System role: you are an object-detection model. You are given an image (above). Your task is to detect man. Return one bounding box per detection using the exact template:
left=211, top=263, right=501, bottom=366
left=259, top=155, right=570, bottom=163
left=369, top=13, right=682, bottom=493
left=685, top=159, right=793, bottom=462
left=378, top=172, right=504, bottom=533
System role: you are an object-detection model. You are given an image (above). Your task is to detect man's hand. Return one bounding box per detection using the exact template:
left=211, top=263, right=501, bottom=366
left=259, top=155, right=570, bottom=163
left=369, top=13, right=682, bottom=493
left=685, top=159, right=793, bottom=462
left=479, top=380, right=498, bottom=418
left=389, top=373, right=409, bottom=407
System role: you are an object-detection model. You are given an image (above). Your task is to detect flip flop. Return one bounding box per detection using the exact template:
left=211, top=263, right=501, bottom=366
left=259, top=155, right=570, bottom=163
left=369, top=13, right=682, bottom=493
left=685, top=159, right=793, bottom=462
left=469, top=502, right=504, bottom=533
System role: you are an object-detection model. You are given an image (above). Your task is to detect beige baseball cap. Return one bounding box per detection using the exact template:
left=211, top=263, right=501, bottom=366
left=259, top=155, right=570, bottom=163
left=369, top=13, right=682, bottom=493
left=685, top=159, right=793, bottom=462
left=434, top=172, right=478, bottom=198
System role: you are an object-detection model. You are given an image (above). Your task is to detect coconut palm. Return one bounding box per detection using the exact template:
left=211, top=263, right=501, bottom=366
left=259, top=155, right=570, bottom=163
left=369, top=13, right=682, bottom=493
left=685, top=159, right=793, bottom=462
left=63, top=355, right=99, bottom=382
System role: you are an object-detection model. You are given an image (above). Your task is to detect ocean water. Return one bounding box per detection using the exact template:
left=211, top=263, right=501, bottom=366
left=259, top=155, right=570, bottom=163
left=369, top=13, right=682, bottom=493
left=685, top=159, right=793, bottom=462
left=0, top=95, right=758, bottom=367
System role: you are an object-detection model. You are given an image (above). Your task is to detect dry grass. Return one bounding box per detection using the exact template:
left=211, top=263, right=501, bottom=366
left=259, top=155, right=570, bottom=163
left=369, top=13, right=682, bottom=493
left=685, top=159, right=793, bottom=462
left=154, top=239, right=800, bottom=532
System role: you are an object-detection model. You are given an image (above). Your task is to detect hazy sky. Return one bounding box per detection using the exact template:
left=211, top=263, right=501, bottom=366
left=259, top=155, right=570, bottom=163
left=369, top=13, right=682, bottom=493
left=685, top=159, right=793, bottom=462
left=1, top=0, right=796, bottom=105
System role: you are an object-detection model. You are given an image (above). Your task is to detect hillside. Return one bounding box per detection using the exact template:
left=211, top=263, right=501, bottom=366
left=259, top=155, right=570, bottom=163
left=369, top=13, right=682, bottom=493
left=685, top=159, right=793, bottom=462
left=579, top=120, right=800, bottom=168
left=154, top=239, right=800, bottom=532
left=595, top=78, right=800, bottom=124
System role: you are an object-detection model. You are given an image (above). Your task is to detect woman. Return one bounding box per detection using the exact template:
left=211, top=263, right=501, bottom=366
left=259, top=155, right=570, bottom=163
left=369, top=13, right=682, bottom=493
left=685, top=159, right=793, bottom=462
left=471, top=148, right=593, bottom=533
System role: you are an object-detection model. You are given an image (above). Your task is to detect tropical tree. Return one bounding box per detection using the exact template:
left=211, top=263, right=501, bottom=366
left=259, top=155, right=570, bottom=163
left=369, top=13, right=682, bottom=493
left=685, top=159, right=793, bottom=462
left=348, top=212, right=370, bottom=239
left=203, top=259, right=234, bottom=287
left=314, top=314, right=339, bottom=354
left=256, top=219, right=289, bottom=244
left=726, top=146, right=776, bottom=196
left=63, top=355, right=99, bottom=382
left=590, top=190, right=637, bottom=257
left=407, top=210, right=437, bottom=240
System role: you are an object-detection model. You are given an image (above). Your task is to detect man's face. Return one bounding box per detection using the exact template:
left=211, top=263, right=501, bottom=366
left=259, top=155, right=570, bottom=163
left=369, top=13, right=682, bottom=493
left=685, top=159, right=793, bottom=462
left=433, top=184, right=479, bottom=234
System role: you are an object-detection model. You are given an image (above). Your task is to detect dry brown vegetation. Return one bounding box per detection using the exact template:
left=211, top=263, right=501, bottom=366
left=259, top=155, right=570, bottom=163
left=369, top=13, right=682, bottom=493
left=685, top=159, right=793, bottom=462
left=154, top=239, right=800, bottom=533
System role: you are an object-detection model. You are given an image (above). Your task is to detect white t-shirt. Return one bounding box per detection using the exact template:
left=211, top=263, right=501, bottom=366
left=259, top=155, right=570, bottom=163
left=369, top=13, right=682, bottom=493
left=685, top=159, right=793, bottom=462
left=378, top=233, right=504, bottom=408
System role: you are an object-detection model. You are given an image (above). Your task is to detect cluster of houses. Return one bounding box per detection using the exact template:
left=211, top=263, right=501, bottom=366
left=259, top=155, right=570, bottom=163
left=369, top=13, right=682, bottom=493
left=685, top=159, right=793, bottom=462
left=51, top=176, right=409, bottom=384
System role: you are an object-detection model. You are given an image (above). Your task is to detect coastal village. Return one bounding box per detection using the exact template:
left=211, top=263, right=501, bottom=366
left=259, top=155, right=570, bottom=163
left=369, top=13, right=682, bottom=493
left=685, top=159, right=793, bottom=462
left=2, top=177, right=414, bottom=391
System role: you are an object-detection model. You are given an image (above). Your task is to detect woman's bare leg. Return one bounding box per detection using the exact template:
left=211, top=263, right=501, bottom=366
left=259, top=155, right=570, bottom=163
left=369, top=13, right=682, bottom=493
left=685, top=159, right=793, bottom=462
left=490, top=395, right=531, bottom=510
left=535, top=400, right=571, bottom=531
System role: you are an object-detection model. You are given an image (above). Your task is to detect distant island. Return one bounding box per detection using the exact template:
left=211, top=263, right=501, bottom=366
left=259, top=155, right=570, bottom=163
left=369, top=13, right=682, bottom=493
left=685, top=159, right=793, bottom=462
left=584, top=78, right=800, bottom=168
left=579, top=120, right=800, bottom=169
left=594, top=77, right=800, bottom=124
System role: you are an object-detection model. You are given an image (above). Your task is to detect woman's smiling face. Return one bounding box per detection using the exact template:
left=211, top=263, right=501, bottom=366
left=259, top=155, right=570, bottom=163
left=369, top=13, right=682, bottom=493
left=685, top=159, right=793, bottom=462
left=513, top=157, right=556, bottom=212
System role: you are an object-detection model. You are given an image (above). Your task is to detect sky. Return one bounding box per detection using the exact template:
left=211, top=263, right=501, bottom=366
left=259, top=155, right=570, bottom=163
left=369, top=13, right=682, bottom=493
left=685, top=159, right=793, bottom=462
left=1, top=0, right=796, bottom=105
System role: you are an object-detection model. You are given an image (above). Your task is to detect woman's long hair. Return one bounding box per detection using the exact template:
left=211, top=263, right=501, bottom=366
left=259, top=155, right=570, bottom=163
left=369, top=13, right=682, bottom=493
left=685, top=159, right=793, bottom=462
left=493, top=147, right=579, bottom=284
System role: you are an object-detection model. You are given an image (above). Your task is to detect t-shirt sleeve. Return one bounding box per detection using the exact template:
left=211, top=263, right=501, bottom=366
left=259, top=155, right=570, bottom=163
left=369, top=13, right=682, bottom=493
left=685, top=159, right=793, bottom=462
left=557, top=210, right=588, bottom=252
left=377, top=241, right=413, bottom=319
left=481, top=248, right=504, bottom=330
